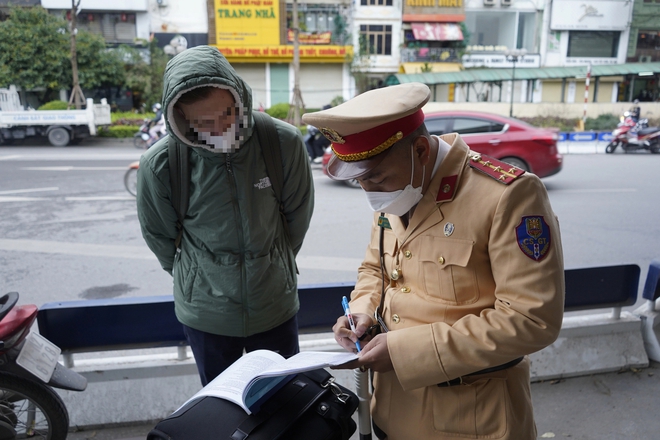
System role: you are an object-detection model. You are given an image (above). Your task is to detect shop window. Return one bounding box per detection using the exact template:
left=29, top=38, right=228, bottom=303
left=637, top=31, right=660, bottom=50
left=77, top=12, right=136, bottom=44
left=567, top=31, right=619, bottom=58
left=360, top=25, right=392, bottom=55
left=361, top=0, right=393, bottom=5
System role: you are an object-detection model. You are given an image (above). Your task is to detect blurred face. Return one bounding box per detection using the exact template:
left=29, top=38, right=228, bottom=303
left=178, top=88, right=237, bottom=135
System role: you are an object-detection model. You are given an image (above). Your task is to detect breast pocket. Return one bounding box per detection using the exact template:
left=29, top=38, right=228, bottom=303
left=418, top=236, right=478, bottom=305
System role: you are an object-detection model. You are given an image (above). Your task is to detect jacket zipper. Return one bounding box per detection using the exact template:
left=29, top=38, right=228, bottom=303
left=225, top=154, right=248, bottom=336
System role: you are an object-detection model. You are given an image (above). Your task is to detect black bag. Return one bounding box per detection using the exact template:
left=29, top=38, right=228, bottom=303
left=147, top=369, right=358, bottom=440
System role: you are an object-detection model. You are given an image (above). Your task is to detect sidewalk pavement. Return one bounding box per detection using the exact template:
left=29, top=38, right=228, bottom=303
left=66, top=361, right=660, bottom=440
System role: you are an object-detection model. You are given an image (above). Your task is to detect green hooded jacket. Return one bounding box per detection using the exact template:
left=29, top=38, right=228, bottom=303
left=136, top=46, right=314, bottom=337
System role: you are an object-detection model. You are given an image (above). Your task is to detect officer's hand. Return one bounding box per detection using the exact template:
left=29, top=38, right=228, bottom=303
left=331, top=333, right=393, bottom=373
left=333, top=313, right=373, bottom=353
left=358, top=334, right=393, bottom=373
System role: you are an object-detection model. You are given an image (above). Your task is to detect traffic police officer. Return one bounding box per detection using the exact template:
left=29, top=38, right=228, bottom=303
left=302, top=83, right=565, bottom=440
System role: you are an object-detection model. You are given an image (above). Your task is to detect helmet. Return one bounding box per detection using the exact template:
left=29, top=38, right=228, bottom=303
left=153, top=103, right=162, bottom=110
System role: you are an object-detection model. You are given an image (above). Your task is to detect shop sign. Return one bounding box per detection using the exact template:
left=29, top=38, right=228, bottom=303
left=550, top=0, right=632, bottom=31
left=214, top=0, right=280, bottom=46
left=462, top=53, right=541, bottom=68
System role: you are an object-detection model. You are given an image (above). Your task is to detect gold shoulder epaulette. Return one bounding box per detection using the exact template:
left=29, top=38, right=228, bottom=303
left=468, top=153, right=525, bottom=185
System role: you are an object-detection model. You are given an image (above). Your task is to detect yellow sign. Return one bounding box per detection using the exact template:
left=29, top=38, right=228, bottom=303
left=214, top=0, right=280, bottom=46
left=214, top=45, right=353, bottom=63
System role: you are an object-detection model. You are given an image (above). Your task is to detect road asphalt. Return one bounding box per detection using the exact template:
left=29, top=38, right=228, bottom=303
left=64, top=360, right=660, bottom=440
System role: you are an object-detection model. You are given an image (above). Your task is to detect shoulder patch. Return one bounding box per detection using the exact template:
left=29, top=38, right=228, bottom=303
left=468, top=153, right=525, bottom=185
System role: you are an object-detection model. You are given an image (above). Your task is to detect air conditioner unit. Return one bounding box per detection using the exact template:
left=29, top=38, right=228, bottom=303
left=501, top=0, right=512, bottom=6
left=640, top=55, right=653, bottom=63
left=483, top=0, right=495, bottom=6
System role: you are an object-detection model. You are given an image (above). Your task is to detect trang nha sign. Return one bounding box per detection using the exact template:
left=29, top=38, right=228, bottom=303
left=214, top=0, right=280, bottom=46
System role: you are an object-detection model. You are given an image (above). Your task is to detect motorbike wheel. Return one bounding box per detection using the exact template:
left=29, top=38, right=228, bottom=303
left=124, top=168, right=138, bottom=197
left=651, top=141, right=660, bottom=154
left=605, top=141, right=618, bottom=153
left=0, top=372, right=69, bottom=440
left=133, top=135, right=148, bottom=150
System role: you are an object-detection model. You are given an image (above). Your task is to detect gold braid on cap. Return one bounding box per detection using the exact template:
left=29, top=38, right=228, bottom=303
left=332, top=132, right=403, bottom=162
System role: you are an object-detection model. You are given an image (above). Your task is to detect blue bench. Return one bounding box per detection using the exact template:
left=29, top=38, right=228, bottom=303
left=37, top=283, right=354, bottom=367
left=642, top=259, right=660, bottom=308
left=37, top=266, right=641, bottom=367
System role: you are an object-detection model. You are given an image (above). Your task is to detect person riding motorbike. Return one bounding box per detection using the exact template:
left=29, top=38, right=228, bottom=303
left=148, top=103, right=167, bottom=143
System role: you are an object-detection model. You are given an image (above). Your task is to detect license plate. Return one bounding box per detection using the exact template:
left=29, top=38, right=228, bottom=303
left=16, top=333, right=61, bottom=383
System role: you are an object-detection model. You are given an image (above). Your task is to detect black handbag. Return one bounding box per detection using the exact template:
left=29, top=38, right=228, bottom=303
left=147, top=369, right=358, bottom=440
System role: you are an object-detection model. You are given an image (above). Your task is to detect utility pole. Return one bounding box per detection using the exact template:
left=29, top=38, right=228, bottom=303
left=68, top=0, right=85, bottom=110
left=289, top=0, right=304, bottom=127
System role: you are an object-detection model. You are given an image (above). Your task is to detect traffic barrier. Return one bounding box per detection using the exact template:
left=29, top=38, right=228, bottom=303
left=38, top=267, right=648, bottom=428
left=530, top=264, right=648, bottom=381
left=633, top=259, right=660, bottom=362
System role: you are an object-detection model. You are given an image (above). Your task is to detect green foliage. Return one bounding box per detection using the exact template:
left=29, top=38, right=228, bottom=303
left=518, top=116, right=576, bottom=132
left=0, top=7, right=70, bottom=90
left=97, top=125, right=139, bottom=137
left=115, top=38, right=167, bottom=110
left=111, top=111, right=154, bottom=124
left=75, top=32, right=125, bottom=90
left=0, top=6, right=125, bottom=95
left=266, top=103, right=290, bottom=120
left=584, top=114, right=620, bottom=131
left=38, top=100, right=68, bottom=110
left=330, top=96, right=344, bottom=107
left=420, top=62, right=433, bottom=73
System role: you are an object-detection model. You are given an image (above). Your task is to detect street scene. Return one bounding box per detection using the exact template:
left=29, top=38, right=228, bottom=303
left=3, top=0, right=660, bottom=437
left=1, top=140, right=660, bottom=439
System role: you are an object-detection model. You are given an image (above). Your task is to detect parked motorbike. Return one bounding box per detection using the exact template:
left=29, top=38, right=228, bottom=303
left=605, top=112, right=660, bottom=154
left=124, top=161, right=139, bottom=197
left=0, top=292, right=87, bottom=439
left=133, top=119, right=166, bottom=150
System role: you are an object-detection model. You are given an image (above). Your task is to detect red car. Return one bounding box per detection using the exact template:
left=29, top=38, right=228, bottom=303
left=323, top=110, right=562, bottom=188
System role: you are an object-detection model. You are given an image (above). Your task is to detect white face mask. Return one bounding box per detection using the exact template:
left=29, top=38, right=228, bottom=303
left=365, top=146, right=425, bottom=216
left=194, top=123, right=239, bottom=153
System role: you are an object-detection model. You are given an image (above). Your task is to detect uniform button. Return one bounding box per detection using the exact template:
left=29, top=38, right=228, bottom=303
left=401, top=286, right=410, bottom=293
left=392, top=314, right=400, bottom=323
left=438, top=256, right=445, bottom=264
left=404, top=250, right=412, bottom=259
left=391, top=269, right=401, bottom=280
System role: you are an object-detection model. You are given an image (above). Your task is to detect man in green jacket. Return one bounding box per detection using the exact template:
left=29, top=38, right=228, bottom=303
left=136, top=46, right=314, bottom=385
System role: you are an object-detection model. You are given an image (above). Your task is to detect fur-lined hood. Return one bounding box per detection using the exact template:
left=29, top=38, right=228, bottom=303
left=161, top=45, right=254, bottom=149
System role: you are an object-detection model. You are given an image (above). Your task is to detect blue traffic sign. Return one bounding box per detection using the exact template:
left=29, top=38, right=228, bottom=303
left=598, top=132, right=614, bottom=142
left=568, top=132, right=597, bottom=142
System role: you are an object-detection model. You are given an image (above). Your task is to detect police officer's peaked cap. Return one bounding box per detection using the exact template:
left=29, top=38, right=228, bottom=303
left=302, top=83, right=430, bottom=180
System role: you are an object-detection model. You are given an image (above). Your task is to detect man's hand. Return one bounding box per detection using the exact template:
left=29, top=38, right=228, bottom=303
left=333, top=334, right=394, bottom=373
left=333, top=313, right=373, bottom=353
left=333, top=313, right=393, bottom=373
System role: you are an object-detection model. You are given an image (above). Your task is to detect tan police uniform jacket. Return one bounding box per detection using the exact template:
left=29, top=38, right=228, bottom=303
left=349, top=133, right=565, bottom=440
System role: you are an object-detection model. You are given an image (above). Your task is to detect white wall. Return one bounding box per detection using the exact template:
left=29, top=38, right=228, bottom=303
left=148, top=0, right=208, bottom=34
left=300, top=64, right=345, bottom=108
left=41, top=0, right=148, bottom=11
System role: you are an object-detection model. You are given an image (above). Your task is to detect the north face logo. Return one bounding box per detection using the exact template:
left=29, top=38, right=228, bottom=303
left=254, top=177, right=272, bottom=189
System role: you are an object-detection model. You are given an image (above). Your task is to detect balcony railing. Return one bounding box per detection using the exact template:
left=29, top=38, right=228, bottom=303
left=400, top=47, right=460, bottom=63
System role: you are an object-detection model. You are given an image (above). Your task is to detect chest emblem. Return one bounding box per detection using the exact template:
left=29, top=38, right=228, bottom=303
left=516, top=216, right=551, bottom=262
left=444, top=222, right=454, bottom=237
left=378, top=215, right=392, bottom=229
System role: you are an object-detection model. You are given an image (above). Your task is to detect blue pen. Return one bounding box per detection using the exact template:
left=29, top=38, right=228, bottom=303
left=342, top=296, right=361, bottom=352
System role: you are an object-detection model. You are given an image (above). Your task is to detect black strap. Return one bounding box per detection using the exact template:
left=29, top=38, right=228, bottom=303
left=231, top=372, right=331, bottom=440
left=167, top=135, right=190, bottom=250
left=253, top=111, right=290, bottom=241
left=437, top=356, right=524, bottom=387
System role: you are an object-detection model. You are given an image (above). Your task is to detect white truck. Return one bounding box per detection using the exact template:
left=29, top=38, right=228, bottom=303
left=0, top=85, right=112, bottom=146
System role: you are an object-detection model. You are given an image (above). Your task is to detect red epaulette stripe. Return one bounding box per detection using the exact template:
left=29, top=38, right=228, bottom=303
left=468, top=153, right=525, bottom=185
